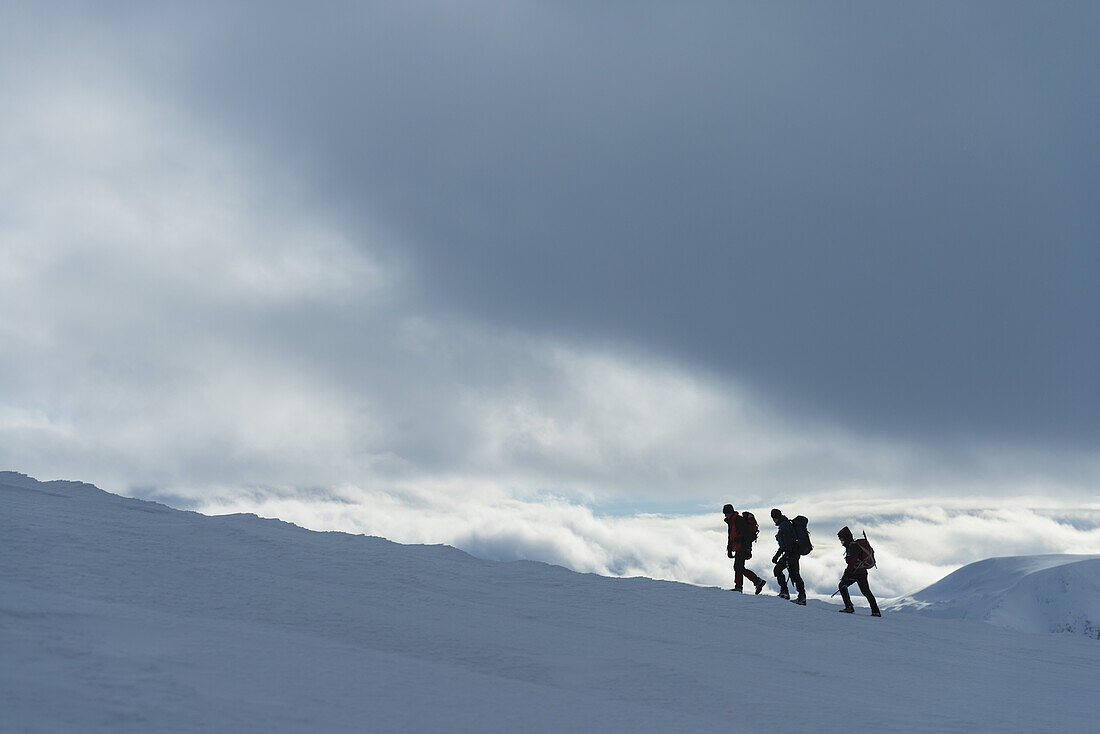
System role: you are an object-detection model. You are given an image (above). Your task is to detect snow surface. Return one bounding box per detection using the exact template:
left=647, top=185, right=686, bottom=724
left=3, top=471, right=1099, bottom=733
left=888, top=554, right=1100, bottom=637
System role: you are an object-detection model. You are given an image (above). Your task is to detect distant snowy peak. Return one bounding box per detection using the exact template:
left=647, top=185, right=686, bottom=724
left=889, top=554, right=1100, bottom=638
left=0, top=471, right=110, bottom=499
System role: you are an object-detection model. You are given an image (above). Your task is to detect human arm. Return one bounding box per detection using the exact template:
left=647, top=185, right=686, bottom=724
left=845, top=543, right=867, bottom=571
left=778, top=522, right=796, bottom=553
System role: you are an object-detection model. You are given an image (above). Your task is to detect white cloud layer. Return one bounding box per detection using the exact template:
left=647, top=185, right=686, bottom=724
left=178, top=486, right=1100, bottom=599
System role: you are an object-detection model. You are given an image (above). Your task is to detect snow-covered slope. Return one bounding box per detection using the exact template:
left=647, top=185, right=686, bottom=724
left=888, top=554, right=1100, bottom=637
left=3, top=472, right=1098, bottom=733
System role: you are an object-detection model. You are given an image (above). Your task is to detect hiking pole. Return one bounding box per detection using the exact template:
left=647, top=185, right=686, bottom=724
left=830, top=579, right=857, bottom=598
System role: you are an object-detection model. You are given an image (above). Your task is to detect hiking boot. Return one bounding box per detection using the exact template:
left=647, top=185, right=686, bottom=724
left=731, top=587, right=743, bottom=593
left=793, top=596, right=807, bottom=606
left=871, top=610, right=882, bottom=617
left=777, top=591, right=790, bottom=600
left=839, top=606, right=855, bottom=614
left=754, top=578, right=766, bottom=595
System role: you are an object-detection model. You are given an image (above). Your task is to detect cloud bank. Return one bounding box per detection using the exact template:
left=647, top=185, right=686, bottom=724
left=175, top=485, right=1100, bottom=599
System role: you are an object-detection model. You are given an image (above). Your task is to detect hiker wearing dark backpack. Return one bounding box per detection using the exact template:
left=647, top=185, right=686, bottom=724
left=837, top=526, right=881, bottom=617
left=723, top=504, right=767, bottom=594
left=769, top=509, right=806, bottom=605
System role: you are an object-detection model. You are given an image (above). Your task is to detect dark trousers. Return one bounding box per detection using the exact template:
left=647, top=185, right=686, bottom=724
left=774, top=553, right=805, bottom=597
left=733, top=550, right=762, bottom=589
left=839, top=570, right=880, bottom=614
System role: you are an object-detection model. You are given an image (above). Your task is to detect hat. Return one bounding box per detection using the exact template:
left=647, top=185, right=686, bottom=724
left=722, top=504, right=734, bottom=514
left=770, top=508, right=782, bottom=519
left=837, top=526, right=853, bottom=541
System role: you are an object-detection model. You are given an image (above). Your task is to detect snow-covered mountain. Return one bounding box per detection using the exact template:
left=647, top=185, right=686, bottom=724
left=3, top=471, right=1098, bottom=733
left=888, top=554, right=1100, bottom=637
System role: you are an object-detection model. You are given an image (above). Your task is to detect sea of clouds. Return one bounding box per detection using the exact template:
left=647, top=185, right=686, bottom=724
left=170, top=485, right=1100, bottom=599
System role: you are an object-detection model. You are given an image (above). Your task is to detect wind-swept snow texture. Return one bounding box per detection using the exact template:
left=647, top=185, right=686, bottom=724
left=888, top=554, right=1100, bottom=638
left=3, top=472, right=1098, bottom=733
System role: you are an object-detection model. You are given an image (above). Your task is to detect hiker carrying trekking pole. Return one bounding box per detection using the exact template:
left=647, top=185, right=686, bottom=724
left=836, top=526, right=881, bottom=617
left=770, top=509, right=806, bottom=605
left=723, top=504, right=766, bottom=594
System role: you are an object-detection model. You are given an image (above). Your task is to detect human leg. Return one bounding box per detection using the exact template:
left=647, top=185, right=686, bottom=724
left=856, top=573, right=880, bottom=615
left=787, top=554, right=806, bottom=601
left=838, top=572, right=855, bottom=611
left=736, top=551, right=761, bottom=587
left=773, top=556, right=789, bottom=597
left=733, top=553, right=745, bottom=590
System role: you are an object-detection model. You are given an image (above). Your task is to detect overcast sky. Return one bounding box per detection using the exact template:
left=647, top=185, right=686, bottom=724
left=3, top=2, right=1098, bottom=593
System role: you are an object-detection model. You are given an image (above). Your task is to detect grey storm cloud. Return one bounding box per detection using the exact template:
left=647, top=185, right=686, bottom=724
left=3, top=1, right=1098, bottom=480
left=119, top=0, right=1100, bottom=447
left=11, top=1, right=1097, bottom=446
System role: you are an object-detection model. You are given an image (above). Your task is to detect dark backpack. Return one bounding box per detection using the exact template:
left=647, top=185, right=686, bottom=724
left=853, top=533, right=876, bottom=570
left=741, top=511, right=759, bottom=543
left=792, top=515, right=813, bottom=556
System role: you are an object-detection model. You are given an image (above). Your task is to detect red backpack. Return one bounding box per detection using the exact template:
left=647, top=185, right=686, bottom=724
left=741, top=511, right=759, bottom=543
left=852, top=533, right=876, bottom=570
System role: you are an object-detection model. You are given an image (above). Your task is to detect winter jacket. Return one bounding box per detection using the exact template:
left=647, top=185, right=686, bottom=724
left=774, top=516, right=796, bottom=554
left=724, top=513, right=743, bottom=553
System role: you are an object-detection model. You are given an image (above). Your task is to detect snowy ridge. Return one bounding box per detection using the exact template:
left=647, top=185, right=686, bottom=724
left=3, top=472, right=1099, bottom=733
left=888, top=554, right=1100, bottom=638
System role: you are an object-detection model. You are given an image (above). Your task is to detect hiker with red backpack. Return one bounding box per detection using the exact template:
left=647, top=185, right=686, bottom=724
left=770, top=509, right=807, bottom=605
left=836, top=526, right=881, bottom=617
left=722, top=504, right=767, bottom=594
